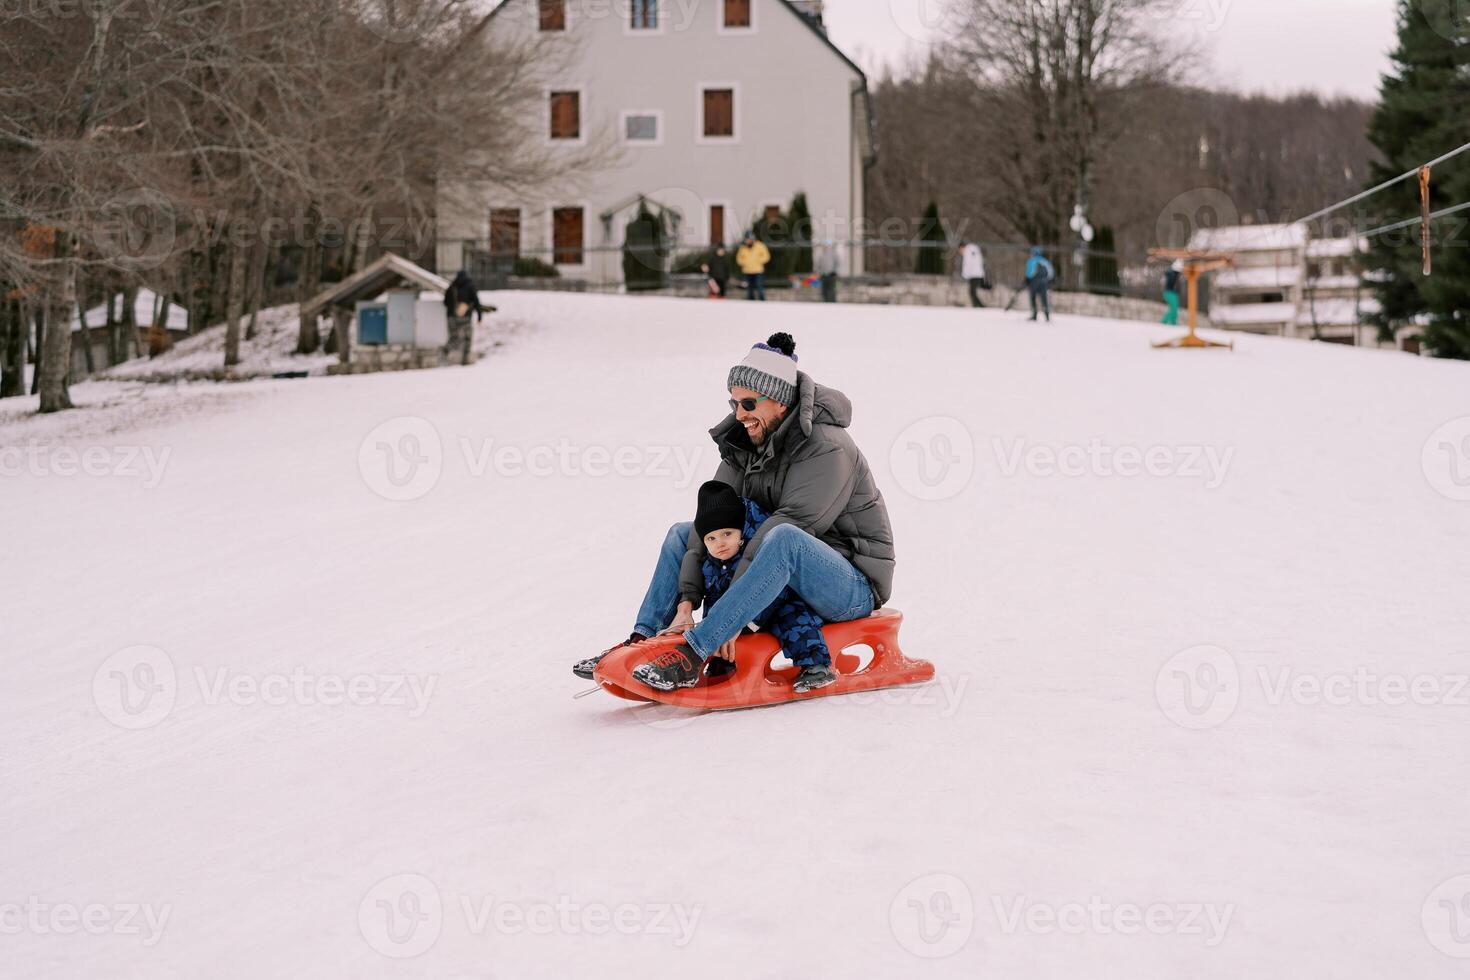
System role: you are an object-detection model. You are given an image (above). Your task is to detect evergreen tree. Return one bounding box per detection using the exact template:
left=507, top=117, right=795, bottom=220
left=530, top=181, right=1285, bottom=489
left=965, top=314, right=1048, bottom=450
left=622, top=201, right=668, bottom=292
left=915, top=201, right=945, bottom=275
left=1088, top=225, right=1120, bottom=294
left=788, top=192, right=813, bottom=274
left=754, top=206, right=795, bottom=282
left=1364, top=0, right=1470, bottom=357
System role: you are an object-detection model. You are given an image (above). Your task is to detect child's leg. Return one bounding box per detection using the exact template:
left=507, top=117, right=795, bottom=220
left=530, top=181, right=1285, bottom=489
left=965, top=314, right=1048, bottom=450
left=755, top=589, right=832, bottom=668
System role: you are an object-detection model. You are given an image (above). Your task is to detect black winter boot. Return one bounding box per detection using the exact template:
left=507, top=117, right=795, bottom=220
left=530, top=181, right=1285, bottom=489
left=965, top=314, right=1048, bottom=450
left=573, top=631, right=648, bottom=680
left=631, top=643, right=705, bottom=691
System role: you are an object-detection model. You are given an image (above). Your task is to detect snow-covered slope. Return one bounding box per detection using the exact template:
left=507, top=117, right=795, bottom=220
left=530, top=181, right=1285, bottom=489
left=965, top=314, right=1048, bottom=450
left=4, top=292, right=1470, bottom=978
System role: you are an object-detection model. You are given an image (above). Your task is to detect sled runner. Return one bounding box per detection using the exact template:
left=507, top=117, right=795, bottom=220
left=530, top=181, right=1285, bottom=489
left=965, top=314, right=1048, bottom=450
left=592, top=608, right=935, bottom=710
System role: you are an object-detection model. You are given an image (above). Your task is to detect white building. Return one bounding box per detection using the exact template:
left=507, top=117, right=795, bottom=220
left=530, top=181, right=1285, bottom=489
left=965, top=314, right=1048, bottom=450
left=1189, top=223, right=1307, bottom=336
left=437, top=0, right=876, bottom=285
left=71, top=288, right=190, bottom=376
left=1298, top=236, right=1391, bottom=348
left=1188, top=223, right=1416, bottom=351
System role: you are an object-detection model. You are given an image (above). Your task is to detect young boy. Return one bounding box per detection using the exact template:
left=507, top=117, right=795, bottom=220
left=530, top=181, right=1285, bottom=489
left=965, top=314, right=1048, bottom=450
left=631, top=480, right=839, bottom=695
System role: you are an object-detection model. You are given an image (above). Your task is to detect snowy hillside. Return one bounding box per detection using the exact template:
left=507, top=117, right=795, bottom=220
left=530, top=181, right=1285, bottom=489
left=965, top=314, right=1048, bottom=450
left=4, top=292, right=1470, bottom=978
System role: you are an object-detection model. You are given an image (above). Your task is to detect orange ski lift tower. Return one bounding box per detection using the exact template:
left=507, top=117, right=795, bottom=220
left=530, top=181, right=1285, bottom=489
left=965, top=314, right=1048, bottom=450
left=1148, top=247, right=1235, bottom=350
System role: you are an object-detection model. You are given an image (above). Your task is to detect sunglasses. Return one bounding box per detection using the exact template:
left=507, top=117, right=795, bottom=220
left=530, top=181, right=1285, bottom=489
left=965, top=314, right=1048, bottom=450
left=729, top=395, right=769, bottom=413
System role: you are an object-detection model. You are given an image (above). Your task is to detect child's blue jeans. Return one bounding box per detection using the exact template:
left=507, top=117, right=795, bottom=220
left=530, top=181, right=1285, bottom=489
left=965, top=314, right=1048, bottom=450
left=633, top=521, right=874, bottom=660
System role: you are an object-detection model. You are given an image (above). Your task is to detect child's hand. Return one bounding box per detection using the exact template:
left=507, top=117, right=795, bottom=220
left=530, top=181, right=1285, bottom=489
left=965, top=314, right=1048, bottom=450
left=713, top=637, right=738, bottom=662
left=661, top=613, right=696, bottom=635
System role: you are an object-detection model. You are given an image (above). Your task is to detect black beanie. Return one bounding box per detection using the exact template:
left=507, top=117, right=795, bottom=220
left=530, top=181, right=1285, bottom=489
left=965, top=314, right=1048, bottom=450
left=694, top=480, right=745, bottom=538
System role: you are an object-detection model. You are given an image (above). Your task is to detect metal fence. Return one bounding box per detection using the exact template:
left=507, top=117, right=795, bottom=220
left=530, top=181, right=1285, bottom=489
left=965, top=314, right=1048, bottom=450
left=456, top=239, right=1161, bottom=301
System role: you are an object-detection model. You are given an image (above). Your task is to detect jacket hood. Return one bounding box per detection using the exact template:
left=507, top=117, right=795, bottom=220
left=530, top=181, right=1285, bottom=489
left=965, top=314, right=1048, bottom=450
left=709, top=371, right=851, bottom=457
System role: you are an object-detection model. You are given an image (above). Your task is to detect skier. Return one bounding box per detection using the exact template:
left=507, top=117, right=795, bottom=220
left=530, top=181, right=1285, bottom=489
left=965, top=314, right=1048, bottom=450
left=960, top=240, right=990, bottom=307
left=1162, top=258, right=1183, bottom=326
left=701, top=245, right=732, bottom=299
left=736, top=232, right=770, bottom=301
left=442, top=270, right=487, bottom=365
left=629, top=480, right=838, bottom=694
left=1025, top=246, right=1054, bottom=322
left=572, top=332, right=895, bottom=690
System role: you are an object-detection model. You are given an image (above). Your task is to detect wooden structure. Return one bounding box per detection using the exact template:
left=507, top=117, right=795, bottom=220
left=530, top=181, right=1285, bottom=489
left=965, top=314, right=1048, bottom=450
left=1148, top=248, right=1235, bottom=350
left=301, top=253, right=449, bottom=369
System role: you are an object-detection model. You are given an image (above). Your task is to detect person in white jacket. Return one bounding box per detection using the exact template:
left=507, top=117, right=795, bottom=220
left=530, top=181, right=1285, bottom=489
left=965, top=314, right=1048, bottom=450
left=959, top=241, right=989, bottom=308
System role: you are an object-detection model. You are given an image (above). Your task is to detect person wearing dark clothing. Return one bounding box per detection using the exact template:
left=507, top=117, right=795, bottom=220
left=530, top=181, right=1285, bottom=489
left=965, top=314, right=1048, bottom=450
left=1162, top=259, right=1183, bottom=326
left=815, top=240, right=841, bottom=304
left=1025, top=247, right=1054, bottom=322
left=443, top=270, right=487, bottom=365
left=702, top=246, right=732, bottom=299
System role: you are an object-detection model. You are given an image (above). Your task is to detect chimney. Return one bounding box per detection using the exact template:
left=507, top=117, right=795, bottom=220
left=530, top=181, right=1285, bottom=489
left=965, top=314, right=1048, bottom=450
left=787, top=0, right=825, bottom=30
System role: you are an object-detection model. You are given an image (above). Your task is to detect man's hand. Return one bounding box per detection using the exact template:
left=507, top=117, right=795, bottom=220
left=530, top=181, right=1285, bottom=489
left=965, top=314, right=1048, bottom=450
left=670, top=632, right=736, bottom=662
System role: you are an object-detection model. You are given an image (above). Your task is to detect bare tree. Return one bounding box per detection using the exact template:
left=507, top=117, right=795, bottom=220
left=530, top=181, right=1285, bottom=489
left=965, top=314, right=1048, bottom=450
left=940, top=0, right=1183, bottom=247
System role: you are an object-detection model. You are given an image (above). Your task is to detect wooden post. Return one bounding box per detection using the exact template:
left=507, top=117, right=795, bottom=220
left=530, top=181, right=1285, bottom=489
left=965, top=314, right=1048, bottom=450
left=1149, top=247, right=1234, bottom=350
left=333, top=307, right=352, bottom=365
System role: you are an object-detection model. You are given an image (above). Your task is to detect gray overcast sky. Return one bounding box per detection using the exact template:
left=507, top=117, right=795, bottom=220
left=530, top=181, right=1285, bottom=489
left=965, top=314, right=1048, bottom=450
left=821, top=0, right=1399, bottom=100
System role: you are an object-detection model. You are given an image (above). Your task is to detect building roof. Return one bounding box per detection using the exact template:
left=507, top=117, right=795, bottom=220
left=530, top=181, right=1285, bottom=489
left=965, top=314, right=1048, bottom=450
left=1207, top=301, right=1297, bottom=326
left=73, top=288, right=188, bottom=333
left=1189, top=223, right=1308, bottom=253
left=301, top=253, right=449, bottom=318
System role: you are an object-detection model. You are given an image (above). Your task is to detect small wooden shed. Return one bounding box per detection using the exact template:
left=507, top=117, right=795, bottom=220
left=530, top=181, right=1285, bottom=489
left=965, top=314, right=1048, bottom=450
left=302, top=253, right=451, bottom=372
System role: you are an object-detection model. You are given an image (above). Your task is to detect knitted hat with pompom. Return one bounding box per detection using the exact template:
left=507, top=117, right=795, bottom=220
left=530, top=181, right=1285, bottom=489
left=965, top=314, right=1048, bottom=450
left=727, top=332, right=798, bottom=406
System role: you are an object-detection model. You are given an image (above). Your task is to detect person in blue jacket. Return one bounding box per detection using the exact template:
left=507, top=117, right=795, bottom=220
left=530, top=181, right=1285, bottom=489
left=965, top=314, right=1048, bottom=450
left=630, top=480, right=837, bottom=695
left=1025, top=246, right=1055, bottom=322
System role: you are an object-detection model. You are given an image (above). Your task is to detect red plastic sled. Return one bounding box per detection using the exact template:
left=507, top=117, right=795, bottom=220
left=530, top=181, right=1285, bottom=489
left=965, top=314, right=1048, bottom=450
left=592, top=608, right=935, bottom=710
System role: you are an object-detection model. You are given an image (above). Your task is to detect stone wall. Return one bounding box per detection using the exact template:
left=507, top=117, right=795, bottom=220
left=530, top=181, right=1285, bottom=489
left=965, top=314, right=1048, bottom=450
left=489, top=273, right=1198, bottom=327
left=665, top=274, right=1176, bottom=323
left=327, top=346, right=477, bottom=376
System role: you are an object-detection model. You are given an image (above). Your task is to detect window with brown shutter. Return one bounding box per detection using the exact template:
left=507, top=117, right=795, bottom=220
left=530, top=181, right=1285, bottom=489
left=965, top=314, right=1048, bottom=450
left=702, top=89, right=734, bottom=138
left=710, top=205, right=726, bottom=245
left=723, top=0, right=750, bottom=28
left=490, top=209, right=520, bottom=258
left=549, top=91, right=579, bottom=140
left=538, top=0, right=565, bottom=31
left=553, top=207, right=584, bottom=265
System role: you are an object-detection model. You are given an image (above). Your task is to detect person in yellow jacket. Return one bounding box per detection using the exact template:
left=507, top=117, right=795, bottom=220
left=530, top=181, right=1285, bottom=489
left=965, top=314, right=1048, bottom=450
left=735, top=232, right=771, bottom=301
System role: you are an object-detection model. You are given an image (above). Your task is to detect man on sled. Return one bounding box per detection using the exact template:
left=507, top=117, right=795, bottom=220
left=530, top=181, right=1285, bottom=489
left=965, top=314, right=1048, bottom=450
left=572, top=331, right=897, bottom=698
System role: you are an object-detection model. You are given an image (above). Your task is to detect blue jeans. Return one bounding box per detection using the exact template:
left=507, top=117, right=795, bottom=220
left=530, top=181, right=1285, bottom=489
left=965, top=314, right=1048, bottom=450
left=745, top=273, right=766, bottom=301
left=633, top=521, right=875, bottom=661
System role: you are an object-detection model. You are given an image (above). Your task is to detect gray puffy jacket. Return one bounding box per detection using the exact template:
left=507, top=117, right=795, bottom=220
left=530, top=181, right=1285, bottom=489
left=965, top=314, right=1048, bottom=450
left=678, top=371, right=895, bottom=609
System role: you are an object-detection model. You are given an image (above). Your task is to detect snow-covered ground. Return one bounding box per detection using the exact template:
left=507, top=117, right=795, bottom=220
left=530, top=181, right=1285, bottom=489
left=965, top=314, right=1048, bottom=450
left=100, top=302, right=339, bottom=380
left=4, top=292, right=1470, bottom=978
